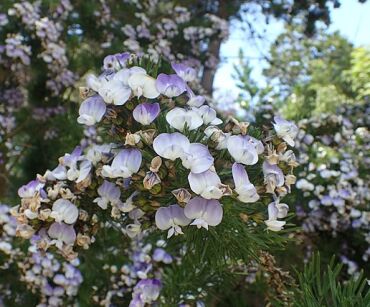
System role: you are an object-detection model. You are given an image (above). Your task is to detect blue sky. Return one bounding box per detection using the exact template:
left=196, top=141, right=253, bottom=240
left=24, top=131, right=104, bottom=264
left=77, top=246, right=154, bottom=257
left=213, top=1, right=370, bottom=97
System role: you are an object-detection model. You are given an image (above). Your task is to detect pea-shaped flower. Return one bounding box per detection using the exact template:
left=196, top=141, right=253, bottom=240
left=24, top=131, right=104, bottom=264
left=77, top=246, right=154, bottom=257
left=102, top=148, right=142, bottom=178
left=227, top=135, right=263, bottom=165
left=186, top=86, right=205, bottom=107
left=296, top=179, right=314, bottom=191
left=50, top=199, right=79, bottom=224
left=264, top=202, right=288, bottom=232
left=155, top=204, right=191, bottom=238
left=18, top=179, right=45, bottom=198
left=97, top=78, right=127, bottom=105
left=181, top=143, right=214, bottom=173
left=232, top=163, right=260, bottom=203
left=128, top=72, right=160, bottom=99
left=77, top=95, right=106, bottom=126
left=103, top=52, right=129, bottom=70
left=188, top=170, right=223, bottom=199
left=130, top=279, right=162, bottom=306
left=152, top=248, right=173, bottom=264
left=166, top=107, right=203, bottom=131
left=263, top=161, right=285, bottom=193
left=48, top=222, right=76, bottom=248
left=171, top=63, right=196, bottom=82
left=133, top=102, right=160, bottom=125
left=98, top=66, right=155, bottom=105
left=93, top=180, right=121, bottom=209
left=273, top=116, right=298, bottom=146
left=195, top=105, right=222, bottom=125
left=153, top=132, right=190, bottom=160
left=184, top=197, right=223, bottom=230
left=156, top=73, right=186, bottom=97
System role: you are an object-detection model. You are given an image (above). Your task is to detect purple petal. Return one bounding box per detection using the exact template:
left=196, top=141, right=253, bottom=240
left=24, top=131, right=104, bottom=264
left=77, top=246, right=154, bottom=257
left=263, top=161, right=284, bottom=187
left=77, top=95, right=106, bottom=126
left=133, top=102, right=160, bottom=125
left=156, top=73, right=186, bottom=97
left=267, top=202, right=279, bottom=220
left=232, top=163, right=250, bottom=188
left=171, top=63, right=196, bottom=82
left=155, top=204, right=190, bottom=231
left=155, top=207, right=173, bottom=230
left=97, top=180, right=121, bottom=201
left=112, top=148, right=142, bottom=173
left=18, top=179, right=44, bottom=198
left=184, top=197, right=223, bottom=226
left=227, top=135, right=259, bottom=165
left=48, top=222, right=76, bottom=245
left=181, top=143, right=214, bottom=173
left=153, top=133, right=190, bottom=160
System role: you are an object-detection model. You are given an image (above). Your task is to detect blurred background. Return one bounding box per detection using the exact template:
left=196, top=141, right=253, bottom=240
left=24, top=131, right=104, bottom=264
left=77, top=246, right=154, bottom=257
left=0, top=0, right=369, bottom=305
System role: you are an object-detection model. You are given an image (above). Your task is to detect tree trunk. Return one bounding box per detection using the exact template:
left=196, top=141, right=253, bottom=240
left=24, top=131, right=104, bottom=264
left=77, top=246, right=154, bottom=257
left=0, top=162, right=8, bottom=198
left=201, top=0, right=230, bottom=96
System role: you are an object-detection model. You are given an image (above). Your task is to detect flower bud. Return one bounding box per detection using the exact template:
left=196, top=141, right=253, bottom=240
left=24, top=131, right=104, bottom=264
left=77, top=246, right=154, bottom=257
left=138, top=129, right=156, bottom=145
left=39, top=208, right=51, bottom=221
left=79, top=209, right=89, bottom=222
left=150, top=156, right=162, bottom=173
left=143, top=172, right=161, bottom=190
left=76, top=233, right=91, bottom=249
left=276, top=142, right=287, bottom=153
left=79, top=86, right=90, bottom=99
left=16, top=224, right=35, bottom=239
left=172, top=188, right=192, bottom=204
left=285, top=174, right=297, bottom=186
left=125, top=132, right=141, bottom=146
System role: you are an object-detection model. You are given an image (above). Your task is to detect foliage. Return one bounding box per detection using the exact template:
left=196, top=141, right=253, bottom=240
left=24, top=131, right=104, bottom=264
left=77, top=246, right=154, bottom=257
left=344, top=47, right=370, bottom=101
left=263, top=24, right=357, bottom=120
left=293, top=253, right=370, bottom=307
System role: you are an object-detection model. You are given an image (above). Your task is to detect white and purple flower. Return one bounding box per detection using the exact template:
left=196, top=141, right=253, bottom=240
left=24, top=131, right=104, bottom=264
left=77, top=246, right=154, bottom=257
left=103, top=52, right=130, bottom=70
left=263, top=161, right=285, bottom=193
left=273, top=116, right=298, bottom=146
left=18, top=179, right=45, bottom=198
left=153, top=132, right=190, bottom=160
left=188, top=170, right=223, bottom=199
left=181, top=143, right=214, bottom=173
left=184, top=197, right=223, bottom=230
left=166, top=107, right=203, bottom=131
left=130, top=279, right=162, bottom=307
left=195, top=105, right=222, bottom=125
left=102, top=148, right=142, bottom=178
left=232, top=163, right=259, bottom=203
left=50, top=199, right=79, bottom=224
left=48, top=222, right=76, bottom=248
left=155, top=204, right=191, bottom=238
left=133, top=102, right=160, bottom=125
left=227, top=135, right=263, bottom=165
left=264, top=202, right=288, bottom=232
left=77, top=95, right=106, bottom=126
left=128, top=71, right=160, bottom=98
left=171, top=63, right=196, bottom=82
left=93, top=180, right=121, bottom=209
left=156, top=73, right=186, bottom=97
left=186, top=85, right=205, bottom=107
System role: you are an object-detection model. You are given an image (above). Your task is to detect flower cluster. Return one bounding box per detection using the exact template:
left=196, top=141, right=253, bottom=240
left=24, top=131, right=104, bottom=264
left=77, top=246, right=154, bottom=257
left=294, top=103, right=370, bottom=273
left=0, top=203, right=82, bottom=306
left=0, top=0, right=232, bottom=194
left=93, top=237, right=172, bottom=306
left=106, top=0, right=229, bottom=71
left=6, top=1, right=76, bottom=94
left=0, top=0, right=76, bottom=175
left=18, top=247, right=82, bottom=307
left=0, top=204, right=19, bottom=266
left=13, top=53, right=299, bottom=261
